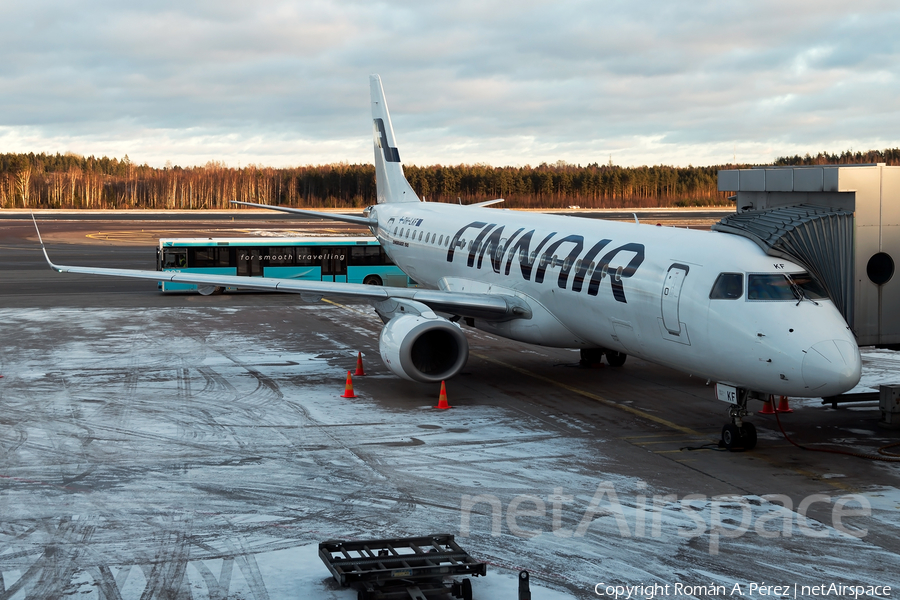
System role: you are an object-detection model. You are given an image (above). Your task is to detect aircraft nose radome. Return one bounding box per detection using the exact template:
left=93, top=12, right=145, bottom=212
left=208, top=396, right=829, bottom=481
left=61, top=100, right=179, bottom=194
left=801, top=340, right=861, bottom=395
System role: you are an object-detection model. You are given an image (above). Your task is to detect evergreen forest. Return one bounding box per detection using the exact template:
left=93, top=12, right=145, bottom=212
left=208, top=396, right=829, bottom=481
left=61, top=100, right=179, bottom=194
left=1, top=149, right=898, bottom=210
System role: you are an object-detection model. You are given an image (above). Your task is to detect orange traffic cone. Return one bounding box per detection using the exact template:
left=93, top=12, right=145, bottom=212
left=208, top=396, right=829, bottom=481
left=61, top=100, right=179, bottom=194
left=434, top=381, right=451, bottom=409
left=759, top=395, right=776, bottom=415
left=776, top=395, right=793, bottom=413
left=354, top=352, right=366, bottom=376
left=340, top=371, right=357, bottom=398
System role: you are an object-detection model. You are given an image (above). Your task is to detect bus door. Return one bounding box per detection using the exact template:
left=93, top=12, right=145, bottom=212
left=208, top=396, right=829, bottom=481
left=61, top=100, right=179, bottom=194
left=321, top=247, right=348, bottom=282
left=237, top=248, right=263, bottom=277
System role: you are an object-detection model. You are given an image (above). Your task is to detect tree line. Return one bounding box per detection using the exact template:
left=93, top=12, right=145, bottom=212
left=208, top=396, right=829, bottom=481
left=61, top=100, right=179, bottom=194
left=1, top=149, right=898, bottom=210
left=773, top=148, right=900, bottom=166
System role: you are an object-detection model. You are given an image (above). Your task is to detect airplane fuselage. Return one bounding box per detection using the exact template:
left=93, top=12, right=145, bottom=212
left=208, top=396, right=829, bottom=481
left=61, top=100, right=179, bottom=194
left=368, top=202, right=860, bottom=398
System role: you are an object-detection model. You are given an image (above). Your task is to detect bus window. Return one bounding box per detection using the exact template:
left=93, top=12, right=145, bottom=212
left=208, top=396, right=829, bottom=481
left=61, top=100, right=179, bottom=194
left=295, top=247, right=315, bottom=266
left=267, top=247, right=295, bottom=265
left=350, top=245, right=388, bottom=266
left=162, top=248, right=187, bottom=269
left=709, top=273, right=743, bottom=299
left=189, top=247, right=230, bottom=268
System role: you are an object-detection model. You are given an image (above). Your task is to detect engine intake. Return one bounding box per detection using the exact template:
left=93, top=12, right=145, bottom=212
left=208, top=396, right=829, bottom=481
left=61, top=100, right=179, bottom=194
left=379, top=315, right=469, bottom=382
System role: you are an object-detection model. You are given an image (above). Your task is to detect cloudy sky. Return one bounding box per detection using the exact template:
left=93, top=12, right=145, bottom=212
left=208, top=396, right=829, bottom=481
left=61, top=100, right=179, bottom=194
left=1, top=0, right=898, bottom=168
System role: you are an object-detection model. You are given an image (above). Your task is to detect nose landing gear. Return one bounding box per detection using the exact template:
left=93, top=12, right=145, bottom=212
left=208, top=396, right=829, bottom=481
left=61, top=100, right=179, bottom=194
left=720, top=387, right=758, bottom=451
left=579, top=348, right=628, bottom=368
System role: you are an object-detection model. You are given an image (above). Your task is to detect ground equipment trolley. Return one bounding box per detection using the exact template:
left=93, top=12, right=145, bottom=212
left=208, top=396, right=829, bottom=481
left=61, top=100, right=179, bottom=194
left=319, top=534, right=486, bottom=600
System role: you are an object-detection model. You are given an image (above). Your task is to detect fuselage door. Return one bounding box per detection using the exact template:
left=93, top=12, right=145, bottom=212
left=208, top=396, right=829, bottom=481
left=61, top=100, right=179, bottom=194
left=661, top=263, right=690, bottom=335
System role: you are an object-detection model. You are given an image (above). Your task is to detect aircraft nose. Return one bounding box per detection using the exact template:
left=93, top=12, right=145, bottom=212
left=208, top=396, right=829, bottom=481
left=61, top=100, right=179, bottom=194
left=801, top=339, right=861, bottom=396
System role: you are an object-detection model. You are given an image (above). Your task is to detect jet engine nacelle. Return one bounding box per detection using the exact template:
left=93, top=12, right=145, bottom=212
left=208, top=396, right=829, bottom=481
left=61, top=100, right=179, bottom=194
left=379, top=315, right=469, bottom=383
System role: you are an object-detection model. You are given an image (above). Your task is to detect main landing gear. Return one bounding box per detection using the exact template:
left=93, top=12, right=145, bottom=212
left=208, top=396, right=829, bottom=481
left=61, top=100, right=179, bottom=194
left=580, top=348, right=627, bottom=368
left=720, top=387, right=758, bottom=451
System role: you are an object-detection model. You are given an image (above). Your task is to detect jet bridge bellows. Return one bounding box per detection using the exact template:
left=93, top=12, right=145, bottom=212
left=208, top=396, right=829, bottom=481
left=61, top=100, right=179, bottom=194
left=712, top=205, right=854, bottom=324
left=718, top=164, right=900, bottom=346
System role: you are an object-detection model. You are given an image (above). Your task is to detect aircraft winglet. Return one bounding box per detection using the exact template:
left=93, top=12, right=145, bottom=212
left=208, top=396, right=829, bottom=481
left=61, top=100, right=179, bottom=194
left=31, top=215, right=63, bottom=272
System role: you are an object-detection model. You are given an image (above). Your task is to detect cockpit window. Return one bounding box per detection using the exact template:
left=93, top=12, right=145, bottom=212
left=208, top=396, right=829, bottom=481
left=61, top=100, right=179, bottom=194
left=710, top=273, right=743, bottom=299
left=748, top=274, right=794, bottom=300
left=787, top=272, right=828, bottom=299
left=748, top=272, right=828, bottom=301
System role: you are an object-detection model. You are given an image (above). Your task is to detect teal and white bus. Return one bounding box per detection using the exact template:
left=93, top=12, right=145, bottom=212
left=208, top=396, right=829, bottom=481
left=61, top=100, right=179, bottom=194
left=157, top=236, right=413, bottom=293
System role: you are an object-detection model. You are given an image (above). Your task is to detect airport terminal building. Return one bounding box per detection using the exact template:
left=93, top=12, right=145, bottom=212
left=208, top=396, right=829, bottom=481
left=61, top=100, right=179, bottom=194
left=717, top=164, right=898, bottom=346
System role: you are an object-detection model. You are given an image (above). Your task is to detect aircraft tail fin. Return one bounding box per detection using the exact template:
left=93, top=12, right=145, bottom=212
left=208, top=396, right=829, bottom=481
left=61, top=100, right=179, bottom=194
left=370, top=74, right=420, bottom=204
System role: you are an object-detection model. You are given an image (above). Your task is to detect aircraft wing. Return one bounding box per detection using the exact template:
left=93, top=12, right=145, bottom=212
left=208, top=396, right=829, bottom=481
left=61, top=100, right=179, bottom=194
left=33, top=219, right=528, bottom=322
left=231, top=201, right=377, bottom=227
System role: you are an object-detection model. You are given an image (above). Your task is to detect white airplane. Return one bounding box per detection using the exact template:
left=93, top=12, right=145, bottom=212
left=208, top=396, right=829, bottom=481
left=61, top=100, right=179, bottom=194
left=35, top=74, right=861, bottom=450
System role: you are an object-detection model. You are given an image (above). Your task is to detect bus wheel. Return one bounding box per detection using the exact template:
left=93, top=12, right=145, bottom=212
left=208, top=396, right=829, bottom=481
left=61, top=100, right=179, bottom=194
left=363, top=275, right=383, bottom=286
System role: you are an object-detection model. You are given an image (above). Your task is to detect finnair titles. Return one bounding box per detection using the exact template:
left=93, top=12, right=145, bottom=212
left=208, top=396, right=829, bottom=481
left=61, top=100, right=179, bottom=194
left=36, top=74, right=861, bottom=451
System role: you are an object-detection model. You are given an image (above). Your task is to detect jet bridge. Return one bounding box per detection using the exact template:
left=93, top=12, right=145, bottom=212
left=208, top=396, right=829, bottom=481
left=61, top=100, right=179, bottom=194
left=717, top=164, right=899, bottom=346
left=712, top=205, right=854, bottom=323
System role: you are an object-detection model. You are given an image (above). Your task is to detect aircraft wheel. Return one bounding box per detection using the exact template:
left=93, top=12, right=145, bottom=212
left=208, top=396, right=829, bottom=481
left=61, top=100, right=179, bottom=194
left=605, top=351, right=627, bottom=367
left=740, top=422, right=757, bottom=450
left=721, top=423, right=741, bottom=450
left=363, top=275, right=383, bottom=286
left=579, top=348, right=604, bottom=367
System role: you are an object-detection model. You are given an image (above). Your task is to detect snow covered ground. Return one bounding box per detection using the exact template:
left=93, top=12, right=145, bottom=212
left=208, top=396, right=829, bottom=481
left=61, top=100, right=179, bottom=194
left=0, top=306, right=898, bottom=599
left=842, top=346, right=900, bottom=394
